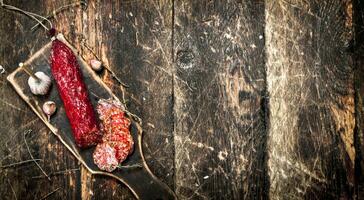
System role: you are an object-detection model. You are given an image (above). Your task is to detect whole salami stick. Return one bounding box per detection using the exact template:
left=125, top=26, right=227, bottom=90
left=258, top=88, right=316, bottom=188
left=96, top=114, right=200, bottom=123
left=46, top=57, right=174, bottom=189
left=0, top=1, right=100, bottom=148
left=50, top=35, right=102, bottom=148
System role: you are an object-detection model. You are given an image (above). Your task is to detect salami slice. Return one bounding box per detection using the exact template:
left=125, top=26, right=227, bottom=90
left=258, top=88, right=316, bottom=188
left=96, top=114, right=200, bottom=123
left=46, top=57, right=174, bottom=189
left=93, top=99, right=134, bottom=172
left=50, top=39, right=102, bottom=148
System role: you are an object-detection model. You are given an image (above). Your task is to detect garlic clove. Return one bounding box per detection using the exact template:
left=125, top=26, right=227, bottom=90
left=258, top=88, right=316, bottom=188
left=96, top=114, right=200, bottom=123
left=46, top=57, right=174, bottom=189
left=90, top=59, right=103, bottom=72
left=0, top=65, right=5, bottom=74
left=27, top=71, right=52, bottom=95
left=43, top=101, right=56, bottom=121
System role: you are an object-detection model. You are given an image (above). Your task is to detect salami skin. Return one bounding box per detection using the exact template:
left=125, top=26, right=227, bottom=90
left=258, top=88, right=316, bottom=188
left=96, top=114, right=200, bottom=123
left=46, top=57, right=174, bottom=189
left=93, top=99, right=134, bottom=172
left=50, top=39, right=102, bottom=148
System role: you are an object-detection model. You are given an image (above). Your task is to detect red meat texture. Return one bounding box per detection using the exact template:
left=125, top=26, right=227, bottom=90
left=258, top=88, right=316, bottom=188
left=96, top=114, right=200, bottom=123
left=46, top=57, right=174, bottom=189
left=50, top=39, right=102, bottom=148
left=93, top=99, right=134, bottom=172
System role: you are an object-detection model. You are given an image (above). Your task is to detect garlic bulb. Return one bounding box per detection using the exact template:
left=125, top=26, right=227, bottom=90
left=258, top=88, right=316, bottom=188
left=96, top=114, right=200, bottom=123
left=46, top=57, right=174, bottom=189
left=43, top=101, right=56, bottom=121
left=90, top=59, right=103, bottom=71
left=27, top=71, right=51, bottom=95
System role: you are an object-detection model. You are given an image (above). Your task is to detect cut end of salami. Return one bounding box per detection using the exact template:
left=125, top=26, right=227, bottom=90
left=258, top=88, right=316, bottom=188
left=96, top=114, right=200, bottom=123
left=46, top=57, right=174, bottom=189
left=93, top=99, right=134, bottom=172
left=50, top=39, right=103, bottom=148
left=93, top=143, right=119, bottom=172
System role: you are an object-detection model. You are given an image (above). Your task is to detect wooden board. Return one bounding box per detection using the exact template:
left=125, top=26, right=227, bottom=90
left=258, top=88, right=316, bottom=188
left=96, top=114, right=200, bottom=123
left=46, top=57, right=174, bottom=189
left=353, top=0, right=364, bottom=198
left=7, top=34, right=175, bottom=200
left=266, top=0, right=355, bottom=199
left=0, top=1, right=83, bottom=199
left=1, top=0, right=364, bottom=199
left=173, top=0, right=268, bottom=199
left=97, top=0, right=176, bottom=191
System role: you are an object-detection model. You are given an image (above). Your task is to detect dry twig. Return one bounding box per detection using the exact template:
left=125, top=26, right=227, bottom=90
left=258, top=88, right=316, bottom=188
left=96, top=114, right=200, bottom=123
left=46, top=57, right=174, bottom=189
left=0, top=159, right=42, bottom=169
left=7, top=179, right=17, bottom=200
left=23, top=130, right=50, bottom=181
left=32, top=168, right=80, bottom=179
left=118, top=163, right=143, bottom=169
left=80, top=37, right=130, bottom=88
left=40, top=187, right=60, bottom=200
left=31, top=1, right=87, bottom=30
left=1, top=0, right=51, bottom=30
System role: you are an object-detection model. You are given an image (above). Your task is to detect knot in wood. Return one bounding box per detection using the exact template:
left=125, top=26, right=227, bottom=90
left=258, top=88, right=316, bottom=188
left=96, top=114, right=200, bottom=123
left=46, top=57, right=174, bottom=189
left=176, top=50, right=195, bottom=69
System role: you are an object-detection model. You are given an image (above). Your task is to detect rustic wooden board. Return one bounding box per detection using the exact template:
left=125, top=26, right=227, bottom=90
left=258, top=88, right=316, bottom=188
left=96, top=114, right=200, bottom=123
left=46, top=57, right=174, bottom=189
left=0, top=1, right=174, bottom=199
left=173, top=0, right=268, bottom=199
left=6, top=34, right=175, bottom=200
left=0, top=1, right=82, bottom=200
left=266, top=0, right=355, bottom=199
left=353, top=0, right=364, bottom=198
left=1, top=0, right=363, bottom=199
left=97, top=0, right=176, bottom=192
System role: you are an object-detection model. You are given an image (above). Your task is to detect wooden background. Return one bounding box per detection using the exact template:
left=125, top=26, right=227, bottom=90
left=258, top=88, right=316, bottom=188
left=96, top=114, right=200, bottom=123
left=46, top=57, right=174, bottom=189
left=0, top=0, right=363, bottom=199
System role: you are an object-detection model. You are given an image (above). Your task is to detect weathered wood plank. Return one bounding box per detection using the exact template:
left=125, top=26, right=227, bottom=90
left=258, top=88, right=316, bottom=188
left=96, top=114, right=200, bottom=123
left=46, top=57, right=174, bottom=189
left=2, top=0, right=363, bottom=199
left=0, top=0, right=81, bottom=199
left=73, top=1, right=135, bottom=198
left=266, top=0, right=355, bottom=199
left=173, top=0, right=268, bottom=199
left=93, top=0, right=175, bottom=198
left=1, top=0, right=175, bottom=199
left=353, top=0, right=364, bottom=198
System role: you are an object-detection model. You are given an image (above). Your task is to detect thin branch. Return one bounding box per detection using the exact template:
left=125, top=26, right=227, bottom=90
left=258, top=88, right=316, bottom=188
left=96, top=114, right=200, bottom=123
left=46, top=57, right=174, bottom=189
left=23, top=130, right=50, bottom=181
left=117, top=163, right=143, bottom=169
left=0, top=159, right=42, bottom=169
left=1, top=2, right=51, bottom=30
left=40, top=187, right=60, bottom=200
left=32, top=168, right=80, bottom=179
left=80, top=38, right=129, bottom=88
left=7, top=179, right=17, bottom=200
left=31, top=1, right=87, bottom=30
left=125, top=110, right=142, bottom=124
left=90, top=91, right=102, bottom=99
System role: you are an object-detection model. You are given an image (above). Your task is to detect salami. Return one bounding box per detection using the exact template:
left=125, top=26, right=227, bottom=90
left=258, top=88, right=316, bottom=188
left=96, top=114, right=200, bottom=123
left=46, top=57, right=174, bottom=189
left=50, top=39, right=102, bottom=148
left=93, top=99, right=134, bottom=172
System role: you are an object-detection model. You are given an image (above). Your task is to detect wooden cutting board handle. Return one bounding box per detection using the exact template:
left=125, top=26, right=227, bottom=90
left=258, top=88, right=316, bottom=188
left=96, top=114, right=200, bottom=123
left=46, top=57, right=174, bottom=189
left=7, top=34, right=176, bottom=200
left=112, top=165, right=176, bottom=200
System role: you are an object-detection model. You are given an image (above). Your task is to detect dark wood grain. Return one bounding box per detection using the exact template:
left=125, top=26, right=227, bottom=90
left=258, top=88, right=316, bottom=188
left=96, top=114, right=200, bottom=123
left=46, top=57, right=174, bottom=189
left=353, top=0, right=364, bottom=198
left=97, top=0, right=175, bottom=192
left=1, top=0, right=175, bottom=199
left=1, top=0, right=363, bottom=199
left=7, top=34, right=175, bottom=199
left=173, top=0, right=268, bottom=199
left=266, top=0, right=355, bottom=199
left=64, top=1, right=137, bottom=198
left=0, top=1, right=81, bottom=200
